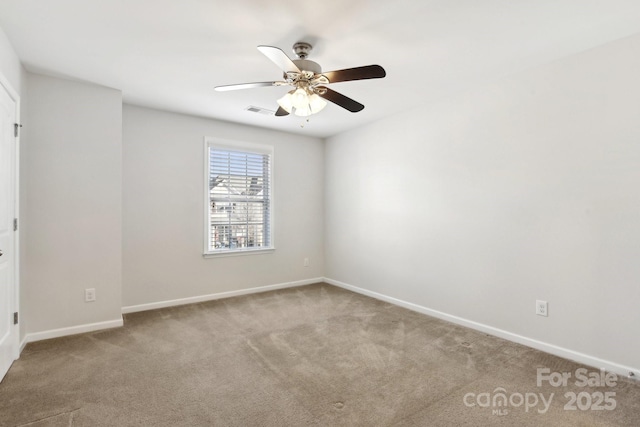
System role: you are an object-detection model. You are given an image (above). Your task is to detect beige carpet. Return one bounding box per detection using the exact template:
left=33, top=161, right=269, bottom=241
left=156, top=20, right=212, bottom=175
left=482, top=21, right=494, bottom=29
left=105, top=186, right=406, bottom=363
left=1, top=283, right=638, bottom=426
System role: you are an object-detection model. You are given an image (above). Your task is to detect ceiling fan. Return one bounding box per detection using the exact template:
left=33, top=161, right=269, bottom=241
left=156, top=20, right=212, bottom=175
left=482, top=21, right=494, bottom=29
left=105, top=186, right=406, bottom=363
left=214, top=42, right=386, bottom=117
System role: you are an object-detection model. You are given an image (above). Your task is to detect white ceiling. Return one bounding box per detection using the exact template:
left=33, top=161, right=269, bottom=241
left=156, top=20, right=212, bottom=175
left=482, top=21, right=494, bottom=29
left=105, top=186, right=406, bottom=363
left=2, top=0, right=640, bottom=138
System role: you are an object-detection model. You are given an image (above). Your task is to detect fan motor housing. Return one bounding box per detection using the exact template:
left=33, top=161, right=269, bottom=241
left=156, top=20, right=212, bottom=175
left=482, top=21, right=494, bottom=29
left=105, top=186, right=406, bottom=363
left=293, top=59, right=322, bottom=75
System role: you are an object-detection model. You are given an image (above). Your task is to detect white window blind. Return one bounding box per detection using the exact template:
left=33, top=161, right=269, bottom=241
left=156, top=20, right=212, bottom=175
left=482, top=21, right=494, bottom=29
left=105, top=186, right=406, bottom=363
left=205, top=139, right=273, bottom=255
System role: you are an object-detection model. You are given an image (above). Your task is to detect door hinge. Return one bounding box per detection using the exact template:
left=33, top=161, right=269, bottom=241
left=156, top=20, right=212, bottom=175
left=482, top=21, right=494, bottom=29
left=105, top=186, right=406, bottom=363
left=13, top=218, right=18, bottom=231
left=13, top=312, right=18, bottom=325
left=14, top=123, right=22, bottom=138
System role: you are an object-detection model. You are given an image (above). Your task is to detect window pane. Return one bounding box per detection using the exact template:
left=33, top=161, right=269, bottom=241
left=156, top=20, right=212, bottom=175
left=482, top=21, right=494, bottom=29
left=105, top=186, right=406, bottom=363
left=207, top=146, right=271, bottom=252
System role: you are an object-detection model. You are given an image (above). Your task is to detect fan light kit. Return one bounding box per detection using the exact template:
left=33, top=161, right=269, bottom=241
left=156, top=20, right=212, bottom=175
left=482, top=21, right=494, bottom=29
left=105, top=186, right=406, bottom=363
left=215, top=42, right=386, bottom=118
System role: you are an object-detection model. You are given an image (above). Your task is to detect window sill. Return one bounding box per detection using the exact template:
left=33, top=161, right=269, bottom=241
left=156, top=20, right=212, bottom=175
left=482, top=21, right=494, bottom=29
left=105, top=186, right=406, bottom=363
left=203, top=248, right=275, bottom=259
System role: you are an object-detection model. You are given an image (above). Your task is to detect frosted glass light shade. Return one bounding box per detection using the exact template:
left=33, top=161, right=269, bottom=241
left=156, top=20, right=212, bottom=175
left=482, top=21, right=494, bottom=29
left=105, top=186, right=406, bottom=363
left=277, top=91, right=294, bottom=113
left=291, top=88, right=309, bottom=110
left=308, top=94, right=327, bottom=114
left=277, top=88, right=328, bottom=117
left=294, top=104, right=312, bottom=117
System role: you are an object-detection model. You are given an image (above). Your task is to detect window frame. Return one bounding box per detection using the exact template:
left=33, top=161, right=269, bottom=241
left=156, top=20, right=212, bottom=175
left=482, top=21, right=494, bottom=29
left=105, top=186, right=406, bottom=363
left=203, top=137, right=275, bottom=257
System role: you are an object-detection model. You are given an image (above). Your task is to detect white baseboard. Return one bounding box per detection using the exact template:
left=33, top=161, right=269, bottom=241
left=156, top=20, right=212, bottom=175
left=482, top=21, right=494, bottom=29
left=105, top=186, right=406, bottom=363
left=324, top=277, right=639, bottom=380
left=121, top=277, right=323, bottom=314
left=18, top=278, right=322, bottom=349
left=23, top=317, right=124, bottom=345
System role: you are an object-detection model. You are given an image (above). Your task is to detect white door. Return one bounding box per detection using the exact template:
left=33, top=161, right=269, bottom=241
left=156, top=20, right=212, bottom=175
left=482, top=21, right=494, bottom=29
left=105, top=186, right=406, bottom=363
left=0, top=81, right=17, bottom=382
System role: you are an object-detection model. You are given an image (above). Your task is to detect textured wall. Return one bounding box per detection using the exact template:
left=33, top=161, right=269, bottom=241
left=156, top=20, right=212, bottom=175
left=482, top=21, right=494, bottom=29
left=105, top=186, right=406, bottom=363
left=24, top=73, right=123, bottom=334
left=122, top=105, right=324, bottom=307
left=325, top=34, right=640, bottom=371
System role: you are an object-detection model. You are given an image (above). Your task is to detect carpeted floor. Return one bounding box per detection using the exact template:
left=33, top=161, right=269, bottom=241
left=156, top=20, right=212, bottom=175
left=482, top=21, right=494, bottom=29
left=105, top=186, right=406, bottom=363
left=1, top=283, right=638, bottom=426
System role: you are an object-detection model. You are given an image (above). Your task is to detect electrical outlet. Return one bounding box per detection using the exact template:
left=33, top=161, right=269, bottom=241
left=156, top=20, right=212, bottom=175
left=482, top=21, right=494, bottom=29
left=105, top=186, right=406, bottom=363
left=303, top=257, right=310, bottom=267
left=536, top=300, right=548, bottom=317
left=85, top=288, right=96, bottom=302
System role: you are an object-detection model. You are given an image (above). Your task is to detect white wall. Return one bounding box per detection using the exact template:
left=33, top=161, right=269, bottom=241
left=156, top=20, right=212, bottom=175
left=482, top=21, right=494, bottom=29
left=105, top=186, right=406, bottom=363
left=122, top=105, right=324, bottom=307
left=23, top=73, right=123, bottom=335
left=325, top=34, right=640, bottom=372
left=0, top=26, right=22, bottom=94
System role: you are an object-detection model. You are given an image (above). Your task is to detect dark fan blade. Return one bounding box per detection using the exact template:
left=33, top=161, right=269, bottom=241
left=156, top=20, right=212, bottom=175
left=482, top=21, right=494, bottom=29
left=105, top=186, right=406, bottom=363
left=275, top=107, right=290, bottom=116
left=322, top=65, right=386, bottom=83
left=214, top=82, right=282, bottom=92
left=317, top=87, right=364, bottom=112
left=257, top=46, right=301, bottom=74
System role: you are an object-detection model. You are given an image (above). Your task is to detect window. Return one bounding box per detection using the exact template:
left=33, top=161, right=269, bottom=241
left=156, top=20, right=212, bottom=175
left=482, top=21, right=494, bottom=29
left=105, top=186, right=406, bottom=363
left=204, top=138, right=273, bottom=256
